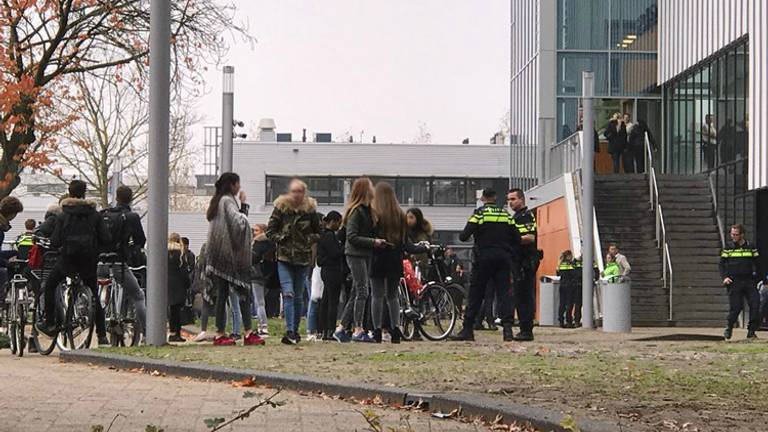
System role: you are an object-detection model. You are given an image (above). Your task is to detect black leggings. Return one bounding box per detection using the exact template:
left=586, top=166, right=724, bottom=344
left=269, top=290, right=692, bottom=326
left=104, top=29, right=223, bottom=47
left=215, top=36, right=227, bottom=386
left=318, top=267, right=343, bottom=333
left=168, top=304, right=182, bottom=333
left=212, top=276, right=252, bottom=334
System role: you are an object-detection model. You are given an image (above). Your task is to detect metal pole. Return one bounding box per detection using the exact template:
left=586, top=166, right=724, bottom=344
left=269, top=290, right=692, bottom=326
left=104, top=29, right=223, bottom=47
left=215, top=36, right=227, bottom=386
left=146, top=0, right=171, bottom=346
left=221, top=66, right=235, bottom=173
left=581, top=71, right=595, bottom=330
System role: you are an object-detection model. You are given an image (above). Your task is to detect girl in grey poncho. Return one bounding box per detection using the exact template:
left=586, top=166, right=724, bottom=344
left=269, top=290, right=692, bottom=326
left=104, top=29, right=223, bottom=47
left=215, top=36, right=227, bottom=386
left=204, top=172, right=264, bottom=346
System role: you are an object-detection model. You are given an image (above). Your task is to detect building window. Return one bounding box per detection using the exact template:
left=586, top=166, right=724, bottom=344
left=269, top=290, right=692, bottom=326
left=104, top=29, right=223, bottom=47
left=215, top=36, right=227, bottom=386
left=396, top=178, right=431, bottom=206
left=433, top=179, right=465, bottom=206
left=557, top=53, right=609, bottom=96
left=610, top=53, right=659, bottom=96
left=557, top=0, right=610, bottom=50
left=265, top=175, right=508, bottom=207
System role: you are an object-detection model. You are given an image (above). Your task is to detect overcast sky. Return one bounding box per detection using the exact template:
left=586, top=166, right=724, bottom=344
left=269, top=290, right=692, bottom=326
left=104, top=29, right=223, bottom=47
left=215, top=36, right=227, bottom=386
left=195, top=0, right=510, bottom=145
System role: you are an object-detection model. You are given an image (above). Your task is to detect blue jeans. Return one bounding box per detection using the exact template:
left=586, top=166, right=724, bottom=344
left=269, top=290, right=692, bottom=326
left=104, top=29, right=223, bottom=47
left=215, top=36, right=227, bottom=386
left=277, top=262, right=309, bottom=333
left=229, top=290, right=242, bottom=336
left=307, top=298, right=320, bottom=334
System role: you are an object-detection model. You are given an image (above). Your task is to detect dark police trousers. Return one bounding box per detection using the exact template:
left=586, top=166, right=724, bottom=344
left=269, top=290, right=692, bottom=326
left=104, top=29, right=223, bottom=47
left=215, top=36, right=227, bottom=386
left=463, top=252, right=513, bottom=328
left=726, top=278, right=761, bottom=331
left=558, top=282, right=574, bottom=324
left=513, top=260, right=536, bottom=332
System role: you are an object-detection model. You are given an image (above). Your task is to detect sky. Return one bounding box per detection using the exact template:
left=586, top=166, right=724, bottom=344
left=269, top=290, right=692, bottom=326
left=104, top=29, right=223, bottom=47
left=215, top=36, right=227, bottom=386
left=194, top=0, right=511, bottom=145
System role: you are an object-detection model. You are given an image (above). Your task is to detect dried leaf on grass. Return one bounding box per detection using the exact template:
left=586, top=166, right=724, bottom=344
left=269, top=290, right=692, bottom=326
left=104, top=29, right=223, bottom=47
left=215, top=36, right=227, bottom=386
left=232, top=377, right=257, bottom=387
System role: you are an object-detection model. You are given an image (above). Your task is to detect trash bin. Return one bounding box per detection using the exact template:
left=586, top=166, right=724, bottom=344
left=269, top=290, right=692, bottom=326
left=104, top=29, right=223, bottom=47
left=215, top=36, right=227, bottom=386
left=538, top=276, right=559, bottom=327
left=601, top=279, right=632, bottom=333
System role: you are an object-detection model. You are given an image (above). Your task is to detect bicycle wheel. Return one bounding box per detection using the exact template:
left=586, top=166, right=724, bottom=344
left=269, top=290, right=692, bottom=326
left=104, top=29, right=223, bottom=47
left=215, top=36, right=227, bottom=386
left=16, top=302, right=26, bottom=357
left=60, top=282, right=95, bottom=351
left=32, top=293, right=57, bottom=355
left=9, top=321, right=18, bottom=355
left=111, top=303, right=140, bottom=347
left=416, top=284, right=456, bottom=341
left=397, top=281, right=415, bottom=341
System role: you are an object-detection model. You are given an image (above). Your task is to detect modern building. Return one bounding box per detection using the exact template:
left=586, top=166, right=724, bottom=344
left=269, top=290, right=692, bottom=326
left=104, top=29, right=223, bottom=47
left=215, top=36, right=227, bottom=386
left=511, top=0, right=768, bottom=326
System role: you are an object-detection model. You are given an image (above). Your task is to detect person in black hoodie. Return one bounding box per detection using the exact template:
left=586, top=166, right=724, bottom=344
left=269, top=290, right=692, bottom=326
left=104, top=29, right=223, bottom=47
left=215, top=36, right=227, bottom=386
left=38, top=180, right=111, bottom=344
left=605, top=112, right=628, bottom=174
left=251, top=223, right=274, bottom=335
left=369, top=182, right=428, bottom=344
left=317, top=211, right=344, bottom=341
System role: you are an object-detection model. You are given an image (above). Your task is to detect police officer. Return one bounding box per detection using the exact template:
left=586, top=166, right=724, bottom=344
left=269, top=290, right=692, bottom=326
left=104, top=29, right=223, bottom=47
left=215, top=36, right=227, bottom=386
left=450, top=188, right=520, bottom=342
left=720, top=223, right=760, bottom=340
left=507, top=188, right=538, bottom=342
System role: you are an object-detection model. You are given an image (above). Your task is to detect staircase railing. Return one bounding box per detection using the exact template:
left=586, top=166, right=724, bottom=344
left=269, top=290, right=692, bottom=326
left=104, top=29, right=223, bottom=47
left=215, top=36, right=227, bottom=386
left=645, top=132, right=674, bottom=321
left=707, top=171, right=727, bottom=249
left=546, top=131, right=583, bottom=183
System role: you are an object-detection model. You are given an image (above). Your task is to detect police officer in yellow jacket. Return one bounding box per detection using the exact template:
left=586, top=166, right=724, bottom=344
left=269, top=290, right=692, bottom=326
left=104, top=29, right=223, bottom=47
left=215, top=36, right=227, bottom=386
left=507, top=188, right=539, bottom=341
left=450, top=188, right=521, bottom=342
left=720, top=224, right=760, bottom=340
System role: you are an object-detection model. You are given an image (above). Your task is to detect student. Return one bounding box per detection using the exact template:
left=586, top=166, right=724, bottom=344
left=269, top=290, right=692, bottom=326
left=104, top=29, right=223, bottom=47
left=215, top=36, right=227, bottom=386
left=167, top=233, right=190, bottom=342
left=15, top=219, right=36, bottom=260
left=266, top=178, right=322, bottom=345
left=556, top=250, right=578, bottom=328
left=334, top=178, right=386, bottom=343
left=370, top=183, right=428, bottom=344
left=316, top=211, right=344, bottom=341
left=251, top=224, right=273, bottom=336
left=204, top=172, right=263, bottom=346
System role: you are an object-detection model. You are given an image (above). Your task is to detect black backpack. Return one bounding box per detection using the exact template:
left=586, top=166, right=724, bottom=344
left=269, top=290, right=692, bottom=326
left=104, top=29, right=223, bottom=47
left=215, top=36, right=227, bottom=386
left=60, top=212, right=98, bottom=258
left=100, top=208, right=129, bottom=255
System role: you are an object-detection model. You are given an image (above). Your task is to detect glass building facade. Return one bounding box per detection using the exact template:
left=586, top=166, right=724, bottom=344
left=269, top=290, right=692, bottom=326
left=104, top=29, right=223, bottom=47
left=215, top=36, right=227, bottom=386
left=556, top=0, right=660, bottom=141
left=663, top=37, right=753, bottom=235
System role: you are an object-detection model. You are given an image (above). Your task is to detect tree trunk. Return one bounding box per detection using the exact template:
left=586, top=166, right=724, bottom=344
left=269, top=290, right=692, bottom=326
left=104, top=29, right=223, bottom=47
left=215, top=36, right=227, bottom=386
left=0, top=128, right=34, bottom=199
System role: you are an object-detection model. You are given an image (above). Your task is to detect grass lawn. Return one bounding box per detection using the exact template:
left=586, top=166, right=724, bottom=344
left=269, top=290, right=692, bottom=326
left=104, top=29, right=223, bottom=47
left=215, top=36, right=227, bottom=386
left=100, top=321, right=768, bottom=432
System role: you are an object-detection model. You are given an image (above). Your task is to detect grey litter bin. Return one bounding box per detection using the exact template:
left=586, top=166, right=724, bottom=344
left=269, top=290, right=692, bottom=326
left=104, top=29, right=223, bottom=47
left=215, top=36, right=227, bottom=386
left=538, top=276, right=559, bottom=327
left=601, top=279, right=632, bottom=333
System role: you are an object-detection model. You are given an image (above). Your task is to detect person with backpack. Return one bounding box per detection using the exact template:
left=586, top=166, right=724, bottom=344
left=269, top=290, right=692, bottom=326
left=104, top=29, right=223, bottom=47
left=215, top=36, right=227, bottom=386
left=98, top=185, right=147, bottom=337
left=38, top=180, right=111, bottom=344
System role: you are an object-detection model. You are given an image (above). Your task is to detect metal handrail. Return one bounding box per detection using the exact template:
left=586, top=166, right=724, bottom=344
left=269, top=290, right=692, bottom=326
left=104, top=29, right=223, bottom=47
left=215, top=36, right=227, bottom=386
left=546, top=131, right=583, bottom=182
left=645, top=132, right=674, bottom=320
left=707, top=171, right=727, bottom=249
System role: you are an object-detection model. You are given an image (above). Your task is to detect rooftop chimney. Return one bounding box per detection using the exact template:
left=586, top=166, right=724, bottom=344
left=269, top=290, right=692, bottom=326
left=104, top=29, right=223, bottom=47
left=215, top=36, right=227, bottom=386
left=257, top=118, right=277, bottom=142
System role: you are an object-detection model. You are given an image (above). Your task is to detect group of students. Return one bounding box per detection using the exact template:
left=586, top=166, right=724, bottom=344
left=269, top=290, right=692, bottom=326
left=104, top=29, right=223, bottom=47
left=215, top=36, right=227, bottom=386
left=193, top=173, right=438, bottom=346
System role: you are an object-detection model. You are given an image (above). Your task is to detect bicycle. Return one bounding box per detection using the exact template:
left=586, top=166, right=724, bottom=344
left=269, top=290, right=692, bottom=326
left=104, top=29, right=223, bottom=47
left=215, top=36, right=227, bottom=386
left=398, top=245, right=457, bottom=341
left=31, top=247, right=96, bottom=354
left=98, top=252, right=141, bottom=347
left=3, top=260, right=33, bottom=357
left=418, top=244, right=467, bottom=324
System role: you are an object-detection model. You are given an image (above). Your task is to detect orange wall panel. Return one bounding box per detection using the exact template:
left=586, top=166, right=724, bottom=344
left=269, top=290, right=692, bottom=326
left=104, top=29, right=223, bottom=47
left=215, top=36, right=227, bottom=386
left=533, top=197, right=572, bottom=319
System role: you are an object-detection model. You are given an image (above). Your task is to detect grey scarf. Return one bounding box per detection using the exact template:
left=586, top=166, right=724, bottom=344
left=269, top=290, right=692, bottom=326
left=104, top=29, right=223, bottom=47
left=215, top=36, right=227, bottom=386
left=204, top=194, right=252, bottom=299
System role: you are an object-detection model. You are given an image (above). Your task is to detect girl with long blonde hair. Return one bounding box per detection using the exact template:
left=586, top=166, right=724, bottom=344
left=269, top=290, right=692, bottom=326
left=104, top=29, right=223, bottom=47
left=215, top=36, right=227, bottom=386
left=369, top=182, right=427, bottom=343
left=334, top=177, right=387, bottom=343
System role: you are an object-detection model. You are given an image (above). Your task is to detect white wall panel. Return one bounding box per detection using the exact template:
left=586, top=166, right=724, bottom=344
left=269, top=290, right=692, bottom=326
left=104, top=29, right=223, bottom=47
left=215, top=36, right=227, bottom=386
left=659, top=0, right=766, bottom=189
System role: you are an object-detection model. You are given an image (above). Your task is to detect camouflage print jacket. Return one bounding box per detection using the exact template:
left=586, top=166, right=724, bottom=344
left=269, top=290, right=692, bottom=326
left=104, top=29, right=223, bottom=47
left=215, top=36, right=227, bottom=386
left=266, top=194, right=322, bottom=266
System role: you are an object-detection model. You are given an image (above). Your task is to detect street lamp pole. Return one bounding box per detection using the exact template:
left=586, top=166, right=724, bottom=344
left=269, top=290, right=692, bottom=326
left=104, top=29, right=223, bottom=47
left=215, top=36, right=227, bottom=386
left=221, top=66, right=235, bottom=173
left=581, top=71, right=595, bottom=330
left=146, top=0, right=171, bottom=346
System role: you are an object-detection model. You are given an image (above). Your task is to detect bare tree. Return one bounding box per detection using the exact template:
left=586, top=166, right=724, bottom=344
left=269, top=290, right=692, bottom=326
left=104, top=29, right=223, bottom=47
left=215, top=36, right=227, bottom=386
left=48, top=69, right=200, bottom=208
left=0, top=1, right=254, bottom=198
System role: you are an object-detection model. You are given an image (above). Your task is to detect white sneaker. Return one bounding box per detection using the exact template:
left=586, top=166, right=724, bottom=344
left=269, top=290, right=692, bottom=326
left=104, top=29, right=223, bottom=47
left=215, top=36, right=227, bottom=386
left=192, top=331, right=208, bottom=343
left=305, top=334, right=318, bottom=342
left=259, top=326, right=270, bottom=337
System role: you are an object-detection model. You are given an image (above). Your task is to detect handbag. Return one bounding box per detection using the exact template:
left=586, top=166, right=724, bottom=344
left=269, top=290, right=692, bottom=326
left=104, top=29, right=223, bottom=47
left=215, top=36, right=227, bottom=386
left=310, top=265, right=324, bottom=301
left=27, top=244, right=43, bottom=269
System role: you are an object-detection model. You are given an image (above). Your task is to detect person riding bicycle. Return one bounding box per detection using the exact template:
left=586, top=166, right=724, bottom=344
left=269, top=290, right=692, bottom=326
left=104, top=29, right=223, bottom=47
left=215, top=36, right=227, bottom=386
left=97, top=185, right=147, bottom=338
left=38, top=180, right=111, bottom=345
left=0, top=197, right=24, bottom=311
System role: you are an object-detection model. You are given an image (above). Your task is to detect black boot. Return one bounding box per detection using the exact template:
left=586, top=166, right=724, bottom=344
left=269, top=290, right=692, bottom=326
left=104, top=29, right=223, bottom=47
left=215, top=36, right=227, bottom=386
left=372, top=328, right=382, bottom=343
left=449, top=328, right=475, bottom=341
left=723, top=326, right=733, bottom=340
left=747, top=330, right=758, bottom=340
left=513, top=330, right=534, bottom=342
left=502, top=325, right=514, bottom=342
left=391, top=328, right=402, bottom=344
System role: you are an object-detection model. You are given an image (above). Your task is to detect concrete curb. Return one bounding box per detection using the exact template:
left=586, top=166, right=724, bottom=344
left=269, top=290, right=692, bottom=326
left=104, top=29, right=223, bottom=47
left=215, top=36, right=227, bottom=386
left=59, top=350, right=622, bottom=432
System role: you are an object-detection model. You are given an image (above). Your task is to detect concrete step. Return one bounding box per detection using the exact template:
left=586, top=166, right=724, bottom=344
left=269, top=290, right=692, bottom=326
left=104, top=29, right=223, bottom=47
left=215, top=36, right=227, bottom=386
left=663, top=217, right=717, bottom=227
left=663, top=209, right=715, bottom=218
left=663, top=201, right=713, bottom=211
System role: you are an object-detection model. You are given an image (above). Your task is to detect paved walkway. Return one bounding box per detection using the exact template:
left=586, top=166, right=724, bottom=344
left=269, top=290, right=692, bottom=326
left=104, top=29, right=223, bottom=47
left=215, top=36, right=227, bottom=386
left=0, top=354, right=486, bottom=432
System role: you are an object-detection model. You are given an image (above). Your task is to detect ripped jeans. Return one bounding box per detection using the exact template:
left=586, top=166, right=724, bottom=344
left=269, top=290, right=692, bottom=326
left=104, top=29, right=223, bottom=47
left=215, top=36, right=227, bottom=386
left=277, top=262, right=309, bottom=333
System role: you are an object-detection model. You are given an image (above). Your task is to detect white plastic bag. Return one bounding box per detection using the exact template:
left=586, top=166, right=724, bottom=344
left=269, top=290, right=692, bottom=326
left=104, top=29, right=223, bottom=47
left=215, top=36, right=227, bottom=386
left=310, top=265, right=324, bottom=301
